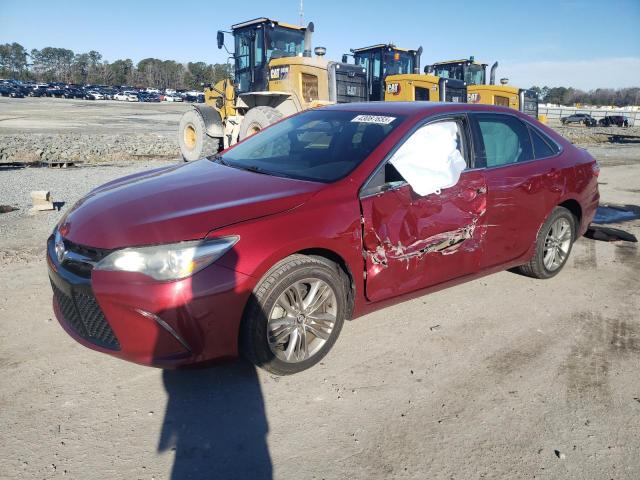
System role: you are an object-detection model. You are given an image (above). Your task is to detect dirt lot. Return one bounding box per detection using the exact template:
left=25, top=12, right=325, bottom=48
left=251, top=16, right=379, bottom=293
left=0, top=97, right=189, bottom=162
left=0, top=99, right=639, bottom=480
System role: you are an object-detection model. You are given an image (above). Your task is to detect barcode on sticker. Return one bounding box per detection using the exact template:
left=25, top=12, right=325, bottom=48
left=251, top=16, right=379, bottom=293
left=351, top=115, right=396, bottom=125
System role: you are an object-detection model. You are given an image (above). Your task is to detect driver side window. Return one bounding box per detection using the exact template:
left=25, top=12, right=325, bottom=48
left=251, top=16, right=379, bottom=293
left=361, top=118, right=469, bottom=197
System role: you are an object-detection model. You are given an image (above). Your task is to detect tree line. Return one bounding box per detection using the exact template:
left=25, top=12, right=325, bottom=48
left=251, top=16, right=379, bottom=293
left=530, top=85, right=640, bottom=107
left=0, top=42, right=231, bottom=89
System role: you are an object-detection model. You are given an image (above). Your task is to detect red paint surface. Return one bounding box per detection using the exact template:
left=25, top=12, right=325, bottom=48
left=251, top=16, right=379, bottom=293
left=48, top=103, right=600, bottom=366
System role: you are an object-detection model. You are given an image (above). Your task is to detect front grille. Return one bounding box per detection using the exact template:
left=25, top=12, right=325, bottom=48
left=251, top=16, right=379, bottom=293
left=51, top=281, right=120, bottom=350
left=445, top=86, right=467, bottom=103
left=62, top=239, right=112, bottom=278
left=328, top=62, right=368, bottom=104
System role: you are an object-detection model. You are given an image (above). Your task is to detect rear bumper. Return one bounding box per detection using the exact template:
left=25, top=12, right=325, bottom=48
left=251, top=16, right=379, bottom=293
left=579, top=186, right=600, bottom=237
left=47, top=236, right=255, bottom=368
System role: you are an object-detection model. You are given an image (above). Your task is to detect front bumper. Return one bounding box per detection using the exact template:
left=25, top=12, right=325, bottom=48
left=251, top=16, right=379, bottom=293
left=47, top=235, right=255, bottom=367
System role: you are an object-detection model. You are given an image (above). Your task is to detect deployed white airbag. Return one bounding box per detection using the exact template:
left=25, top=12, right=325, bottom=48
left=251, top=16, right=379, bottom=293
left=390, top=121, right=467, bottom=196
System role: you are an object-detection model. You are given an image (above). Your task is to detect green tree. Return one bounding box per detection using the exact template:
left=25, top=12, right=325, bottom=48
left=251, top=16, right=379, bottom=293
left=0, top=42, right=28, bottom=78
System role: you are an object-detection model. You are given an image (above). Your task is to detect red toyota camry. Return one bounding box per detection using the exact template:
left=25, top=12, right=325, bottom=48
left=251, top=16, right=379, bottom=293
left=47, top=102, right=599, bottom=375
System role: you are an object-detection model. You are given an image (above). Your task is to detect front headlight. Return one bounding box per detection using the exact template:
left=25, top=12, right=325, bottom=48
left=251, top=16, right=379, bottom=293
left=95, top=236, right=238, bottom=281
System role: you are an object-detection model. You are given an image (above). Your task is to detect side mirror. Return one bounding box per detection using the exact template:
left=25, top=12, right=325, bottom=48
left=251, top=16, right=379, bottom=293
left=217, top=31, right=224, bottom=49
left=341, top=54, right=348, bottom=63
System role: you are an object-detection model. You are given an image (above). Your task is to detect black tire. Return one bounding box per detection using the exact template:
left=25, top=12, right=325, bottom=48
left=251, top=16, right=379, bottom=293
left=240, top=254, right=348, bottom=375
left=178, top=109, right=220, bottom=162
left=517, top=206, right=576, bottom=279
left=238, top=106, right=284, bottom=141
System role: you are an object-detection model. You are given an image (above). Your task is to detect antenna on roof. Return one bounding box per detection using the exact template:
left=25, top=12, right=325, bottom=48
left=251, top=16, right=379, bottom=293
left=299, top=0, right=304, bottom=26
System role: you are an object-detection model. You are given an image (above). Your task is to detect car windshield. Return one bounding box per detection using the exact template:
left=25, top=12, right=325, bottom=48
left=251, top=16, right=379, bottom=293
left=218, top=110, right=405, bottom=183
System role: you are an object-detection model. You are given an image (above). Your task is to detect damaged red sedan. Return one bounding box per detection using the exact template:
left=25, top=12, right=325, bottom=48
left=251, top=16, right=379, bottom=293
left=47, top=102, right=599, bottom=375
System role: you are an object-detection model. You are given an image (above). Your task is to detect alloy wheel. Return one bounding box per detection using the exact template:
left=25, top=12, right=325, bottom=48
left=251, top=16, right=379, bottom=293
left=543, top=217, right=572, bottom=272
left=267, top=278, right=337, bottom=363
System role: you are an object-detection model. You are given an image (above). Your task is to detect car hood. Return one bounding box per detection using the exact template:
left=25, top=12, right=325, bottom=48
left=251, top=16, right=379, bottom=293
left=59, top=160, right=323, bottom=249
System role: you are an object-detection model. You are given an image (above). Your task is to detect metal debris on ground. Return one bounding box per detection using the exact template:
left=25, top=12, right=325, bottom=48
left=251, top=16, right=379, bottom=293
left=0, top=205, right=19, bottom=214
left=585, top=225, right=638, bottom=243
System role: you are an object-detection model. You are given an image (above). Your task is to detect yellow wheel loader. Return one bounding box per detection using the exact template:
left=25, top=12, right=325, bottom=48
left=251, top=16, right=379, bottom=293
left=178, top=18, right=368, bottom=161
left=344, top=43, right=467, bottom=104
left=429, top=57, right=539, bottom=118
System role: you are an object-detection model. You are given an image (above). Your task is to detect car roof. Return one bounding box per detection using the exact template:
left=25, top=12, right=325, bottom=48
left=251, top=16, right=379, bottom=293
left=318, top=101, right=527, bottom=118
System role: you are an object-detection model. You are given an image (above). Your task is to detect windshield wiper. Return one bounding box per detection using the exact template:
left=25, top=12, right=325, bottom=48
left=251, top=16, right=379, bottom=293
left=210, top=153, right=230, bottom=166
left=242, top=165, right=278, bottom=176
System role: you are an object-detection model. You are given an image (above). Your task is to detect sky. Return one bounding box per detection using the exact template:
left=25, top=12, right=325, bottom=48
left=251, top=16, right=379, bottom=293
left=1, top=0, right=639, bottom=90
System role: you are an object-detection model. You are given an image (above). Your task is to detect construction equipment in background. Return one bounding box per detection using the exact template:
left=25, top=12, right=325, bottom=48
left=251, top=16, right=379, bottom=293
left=343, top=44, right=422, bottom=101
left=429, top=57, right=539, bottom=118
left=344, top=43, right=467, bottom=104
left=178, top=17, right=368, bottom=161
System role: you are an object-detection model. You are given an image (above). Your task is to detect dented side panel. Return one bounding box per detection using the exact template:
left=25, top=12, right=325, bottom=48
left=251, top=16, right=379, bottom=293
left=361, top=171, right=488, bottom=302
left=479, top=157, right=570, bottom=270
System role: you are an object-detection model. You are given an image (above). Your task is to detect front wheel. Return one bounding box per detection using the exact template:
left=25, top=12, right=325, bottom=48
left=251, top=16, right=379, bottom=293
left=177, top=109, right=220, bottom=162
left=238, top=106, right=284, bottom=142
left=240, top=255, right=348, bottom=375
left=517, top=206, right=576, bottom=279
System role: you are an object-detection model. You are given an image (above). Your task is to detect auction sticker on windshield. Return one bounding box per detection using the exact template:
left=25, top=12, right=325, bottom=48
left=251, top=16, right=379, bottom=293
left=351, top=115, right=396, bottom=125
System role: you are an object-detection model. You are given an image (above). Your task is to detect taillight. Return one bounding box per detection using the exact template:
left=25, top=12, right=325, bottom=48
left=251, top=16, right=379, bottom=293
left=591, top=161, right=600, bottom=177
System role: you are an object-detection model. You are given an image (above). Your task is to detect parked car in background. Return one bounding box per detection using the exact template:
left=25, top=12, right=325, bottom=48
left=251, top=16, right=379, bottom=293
left=64, top=88, right=85, bottom=99
left=163, top=93, right=183, bottom=102
left=0, top=86, right=24, bottom=98
left=102, top=88, right=118, bottom=100
left=560, top=113, right=596, bottom=126
left=47, top=102, right=600, bottom=375
left=28, top=86, right=47, bottom=97
left=138, top=92, right=161, bottom=102
left=183, top=92, right=205, bottom=103
left=598, top=115, right=629, bottom=127
left=46, top=88, right=65, bottom=98
left=114, top=92, right=138, bottom=101
left=84, top=91, right=105, bottom=100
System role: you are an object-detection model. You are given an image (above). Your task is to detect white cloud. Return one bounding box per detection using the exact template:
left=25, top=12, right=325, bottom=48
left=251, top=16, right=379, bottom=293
left=498, top=57, right=640, bottom=90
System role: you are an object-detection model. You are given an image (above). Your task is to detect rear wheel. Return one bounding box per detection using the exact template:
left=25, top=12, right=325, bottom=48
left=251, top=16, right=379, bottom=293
left=238, top=106, right=284, bottom=141
left=240, top=255, right=348, bottom=375
left=178, top=109, right=220, bottom=162
left=518, top=206, right=576, bottom=279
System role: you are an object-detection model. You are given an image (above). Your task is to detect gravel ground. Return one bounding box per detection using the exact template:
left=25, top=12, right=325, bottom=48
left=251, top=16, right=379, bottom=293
left=0, top=97, right=188, bottom=162
left=1, top=97, right=639, bottom=163
left=0, top=160, right=175, bottom=265
left=0, top=100, right=639, bottom=480
left=550, top=123, right=640, bottom=145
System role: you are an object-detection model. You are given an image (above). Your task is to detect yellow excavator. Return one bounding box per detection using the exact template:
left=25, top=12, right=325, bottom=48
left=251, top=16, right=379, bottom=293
left=178, top=17, right=368, bottom=161
left=343, top=44, right=467, bottom=103
left=428, top=57, right=539, bottom=117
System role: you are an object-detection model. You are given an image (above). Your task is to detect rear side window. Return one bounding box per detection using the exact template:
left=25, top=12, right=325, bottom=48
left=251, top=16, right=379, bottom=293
left=473, top=114, right=533, bottom=167
left=528, top=126, right=559, bottom=159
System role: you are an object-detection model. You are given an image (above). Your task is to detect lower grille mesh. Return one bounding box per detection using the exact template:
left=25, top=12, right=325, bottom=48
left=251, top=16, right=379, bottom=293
left=51, top=281, right=120, bottom=350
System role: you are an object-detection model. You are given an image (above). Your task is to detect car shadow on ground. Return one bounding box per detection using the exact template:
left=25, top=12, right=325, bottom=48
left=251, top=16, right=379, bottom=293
left=159, top=360, right=272, bottom=479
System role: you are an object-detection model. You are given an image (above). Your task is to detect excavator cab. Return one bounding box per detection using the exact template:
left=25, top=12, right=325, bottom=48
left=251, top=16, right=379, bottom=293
left=429, top=56, right=539, bottom=118
left=350, top=44, right=422, bottom=101
left=221, top=18, right=308, bottom=94
left=179, top=17, right=368, bottom=161
left=431, top=58, right=488, bottom=85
